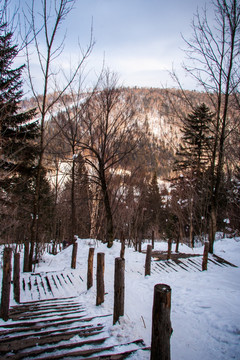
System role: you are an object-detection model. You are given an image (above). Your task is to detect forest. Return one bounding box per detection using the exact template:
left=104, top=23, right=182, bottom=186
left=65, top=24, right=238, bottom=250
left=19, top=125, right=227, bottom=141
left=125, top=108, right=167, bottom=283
left=1, top=1, right=240, bottom=359
left=1, top=0, right=240, bottom=270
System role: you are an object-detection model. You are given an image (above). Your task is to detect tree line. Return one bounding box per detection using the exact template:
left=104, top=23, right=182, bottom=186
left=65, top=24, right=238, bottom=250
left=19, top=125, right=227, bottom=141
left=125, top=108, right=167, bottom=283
left=0, top=0, right=240, bottom=269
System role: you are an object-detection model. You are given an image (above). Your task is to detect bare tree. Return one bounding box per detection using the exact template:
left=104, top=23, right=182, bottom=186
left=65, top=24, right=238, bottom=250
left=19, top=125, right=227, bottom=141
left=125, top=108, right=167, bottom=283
left=77, top=71, right=138, bottom=247
left=175, top=0, right=240, bottom=252
left=23, top=0, right=93, bottom=270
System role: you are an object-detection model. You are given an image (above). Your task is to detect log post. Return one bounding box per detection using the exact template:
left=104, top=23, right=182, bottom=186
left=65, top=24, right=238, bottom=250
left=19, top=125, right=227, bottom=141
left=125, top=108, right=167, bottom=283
left=96, top=252, right=105, bottom=306
left=23, top=241, right=29, bottom=272
left=202, top=241, right=209, bottom=271
left=71, top=242, right=78, bottom=269
left=145, top=244, right=152, bottom=276
left=167, top=239, right=172, bottom=260
left=87, top=248, right=95, bottom=290
left=13, top=252, right=20, bottom=303
left=113, top=257, right=125, bottom=325
left=151, top=284, right=172, bottom=360
left=152, top=230, right=155, bottom=250
left=1, top=247, right=13, bottom=321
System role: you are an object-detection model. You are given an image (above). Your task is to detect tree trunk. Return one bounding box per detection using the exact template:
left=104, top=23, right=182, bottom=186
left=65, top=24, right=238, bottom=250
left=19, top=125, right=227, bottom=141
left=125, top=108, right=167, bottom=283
left=99, top=164, right=114, bottom=248
left=209, top=205, right=217, bottom=254
left=120, top=234, right=125, bottom=259
left=71, top=242, right=78, bottom=269
left=23, top=241, right=29, bottom=272
left=167, top=239, right=172, bottom=260
left=28, top=241, right=34, bottom=272
left=175, top=234, right=180, bottom=253
left=71, top=155, right=76, bottom=243
left=152, top=230, right=155, bottom=250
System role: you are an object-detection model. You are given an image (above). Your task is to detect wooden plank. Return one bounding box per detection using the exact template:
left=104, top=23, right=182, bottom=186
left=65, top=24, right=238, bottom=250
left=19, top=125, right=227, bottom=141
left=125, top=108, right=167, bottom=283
left=179, top=259, right=197, bottom=272
left=187, top=259, right=202, bottom=271
left=165, top=261, right=178, bottom=272
left=0, top=314, right=111, bottom=332
left=0, top=323, right=96, bottom=343
left=10, top=308, right=85, bottom=321
left=173, top=259, right=188, bottom=271
left=80, top=346, right=151, bottom=360
left=0, top=326, right=104, bottom=353
left=155, top=262, right=170, bottom=273
left=9, top=304, right=83, bottom=316
left=1, top=337, right=109, bottom=360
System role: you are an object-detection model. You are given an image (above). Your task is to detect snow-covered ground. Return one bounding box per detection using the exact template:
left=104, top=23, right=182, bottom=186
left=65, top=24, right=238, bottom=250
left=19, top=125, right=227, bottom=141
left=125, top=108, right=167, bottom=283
left=0, top=237, right=239, bottom=360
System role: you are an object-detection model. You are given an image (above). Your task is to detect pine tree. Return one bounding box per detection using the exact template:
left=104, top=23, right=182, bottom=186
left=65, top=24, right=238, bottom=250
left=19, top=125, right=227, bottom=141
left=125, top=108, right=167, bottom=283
left=0, top=22, right=39, bottom=184
left=173, top=104, right=214, bottom=246
left=175, top=103, right=213, bottom=174
left=146, top=172, right=162, bottom=227
left=0, top=22, right=40, bottom=242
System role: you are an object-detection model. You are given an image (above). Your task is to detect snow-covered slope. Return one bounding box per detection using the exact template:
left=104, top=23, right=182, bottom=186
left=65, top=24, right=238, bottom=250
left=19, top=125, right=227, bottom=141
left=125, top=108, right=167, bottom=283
left=1, top=237, right=239, bottom=359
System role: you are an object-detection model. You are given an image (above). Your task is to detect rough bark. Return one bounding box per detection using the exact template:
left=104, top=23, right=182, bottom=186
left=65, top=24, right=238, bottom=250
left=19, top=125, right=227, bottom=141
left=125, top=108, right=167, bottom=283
left=71, top=242, right=78, bottom=269
left=145, top=245, right=152, bottom=276
left=1, top=248, right=13, bottom=321
left=23, top=241, right=29, bottom=272
left=152, top=230, right=155, bottom=250
left=202, top=241, right=209, bottom=271
left=167, top=239, right=172, bottom=260
left=151, top=284, right=172, bottom=360
left=13, top=252, right=20, bottom=303
left=87, top=248, right=95, bottom=290
left=113, top=257, right=125, bottom=324
left=96, top=253, right=105, bottom=305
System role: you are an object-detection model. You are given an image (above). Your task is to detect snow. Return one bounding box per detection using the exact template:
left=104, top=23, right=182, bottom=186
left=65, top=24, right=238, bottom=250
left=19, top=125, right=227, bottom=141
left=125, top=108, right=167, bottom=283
left=0, top=236, right=240, bottom=359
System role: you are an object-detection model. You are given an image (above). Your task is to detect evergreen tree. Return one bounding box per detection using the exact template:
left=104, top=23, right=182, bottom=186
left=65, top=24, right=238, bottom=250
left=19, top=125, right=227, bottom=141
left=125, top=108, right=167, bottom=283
left=146, top=172, right=162, bottom=227
left=0, top=21, right=40, bottom=242
left=0, top=22, right=39, bottom=184
left=175, top=103, right=213, bottom=174
left=172, top=104, right=214, bottom=245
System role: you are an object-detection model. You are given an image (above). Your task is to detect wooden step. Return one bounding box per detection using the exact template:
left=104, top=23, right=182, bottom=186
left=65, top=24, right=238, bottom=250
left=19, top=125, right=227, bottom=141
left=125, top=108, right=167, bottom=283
left=0, top=288, right=149, bottom=359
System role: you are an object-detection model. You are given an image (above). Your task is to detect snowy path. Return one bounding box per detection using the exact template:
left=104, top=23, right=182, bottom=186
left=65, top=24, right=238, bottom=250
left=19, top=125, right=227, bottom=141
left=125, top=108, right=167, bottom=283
left=0, top=297, right=149, bottom=359
left=21, top=269, right=84, bottom=302
left=0, top=237, right=239, bottom=359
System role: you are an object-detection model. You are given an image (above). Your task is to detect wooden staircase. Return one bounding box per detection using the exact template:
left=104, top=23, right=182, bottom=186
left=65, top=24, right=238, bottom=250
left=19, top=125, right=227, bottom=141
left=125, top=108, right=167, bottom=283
left=0, top=297, right=150, bottom=360
left=151, top=253, right=237, bottom=274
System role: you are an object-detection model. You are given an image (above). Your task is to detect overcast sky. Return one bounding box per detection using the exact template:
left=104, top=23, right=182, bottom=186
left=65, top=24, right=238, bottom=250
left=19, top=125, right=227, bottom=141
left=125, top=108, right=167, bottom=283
left=12, top=0, right=213, bottom=91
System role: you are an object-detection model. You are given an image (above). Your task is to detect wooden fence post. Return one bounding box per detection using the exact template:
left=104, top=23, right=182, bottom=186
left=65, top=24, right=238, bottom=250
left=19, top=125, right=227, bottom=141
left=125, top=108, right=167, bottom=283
left=1, top=247, right=13, bottom=321
left=152, top=230, right=155, bottom=250
left=71, top=242, right=78, bottom=269
left=145, top=245, right=152, bottom=276
left=167, top=239, right=172, bottom=260
left=23, top=241, right=29, bottom=272
left=87, top=248, right=95, bottom=290
left=13, top=252, right=20, bottom=303
left=151, top=284, right=172, bottom=360
left=202, top=241, right=209, bottom=271
left=96, top=253, right=105, bottom=306
left=113, top=257, right=125, bottom=325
